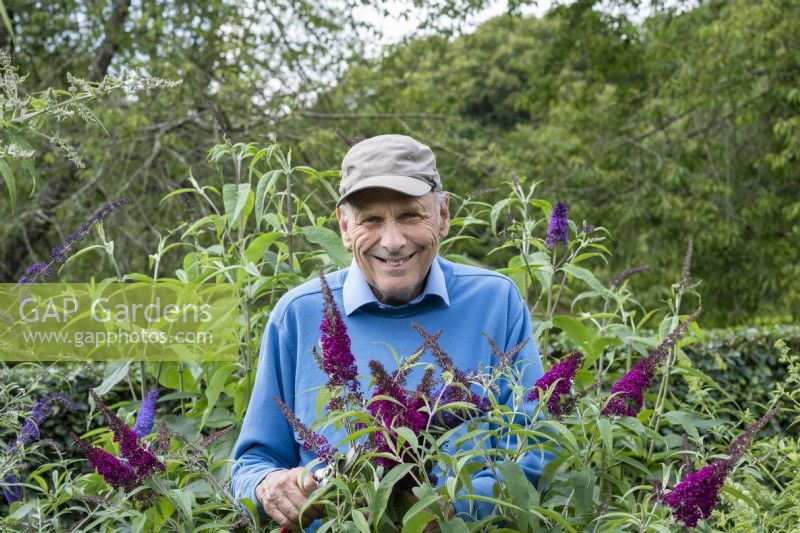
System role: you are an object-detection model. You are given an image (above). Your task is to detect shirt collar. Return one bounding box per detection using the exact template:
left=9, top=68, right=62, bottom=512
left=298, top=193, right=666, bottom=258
left=342, top=256, right=450, bottom=315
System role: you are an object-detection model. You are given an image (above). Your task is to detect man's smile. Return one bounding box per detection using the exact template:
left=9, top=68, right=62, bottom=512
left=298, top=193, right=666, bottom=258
left=373, top=251, right=418, bottom=268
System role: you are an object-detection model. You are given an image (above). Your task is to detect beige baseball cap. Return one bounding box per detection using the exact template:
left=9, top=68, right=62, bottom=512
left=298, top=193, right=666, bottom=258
left=338, top=134, right=442, bottom=206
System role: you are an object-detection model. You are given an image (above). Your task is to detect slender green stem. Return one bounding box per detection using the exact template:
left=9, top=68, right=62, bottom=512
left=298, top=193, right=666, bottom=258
left=15, top=90, right=105, bottom=123
left=646, top=293, right=684, bottom=460
left=139, top=361, right=146, bottom=400
left=178, top=362, right=186, bottom=415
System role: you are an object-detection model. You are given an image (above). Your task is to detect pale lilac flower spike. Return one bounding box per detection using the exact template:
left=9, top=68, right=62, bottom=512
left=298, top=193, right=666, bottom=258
left=274, top=397, right=337, bottom=466
left=133, top=387, right=159, bottom=438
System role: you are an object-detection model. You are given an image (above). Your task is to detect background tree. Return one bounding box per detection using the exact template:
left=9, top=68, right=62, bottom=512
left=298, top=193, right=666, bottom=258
left=286, top=0, right=800, bottom=326
left=0, top=0, right=500, bottom=280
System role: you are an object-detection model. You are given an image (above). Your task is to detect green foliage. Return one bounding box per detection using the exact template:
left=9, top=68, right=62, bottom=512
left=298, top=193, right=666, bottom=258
left=0, top=0, right=500, bottom=281
left=2, top=0, right=799, bottom=529
left=679, top=325, right=800, bottom=432
left=4, top=0, right=798, bottom=321
left=1, top=137, right=797, bottom=531
left=290, top=0, right=800, bottom=326
left=0, top=49, right=179, bottom=212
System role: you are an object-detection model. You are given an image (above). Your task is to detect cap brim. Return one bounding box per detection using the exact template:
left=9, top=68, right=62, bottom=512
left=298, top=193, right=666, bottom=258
left=337, top=175, right=432, bottom=206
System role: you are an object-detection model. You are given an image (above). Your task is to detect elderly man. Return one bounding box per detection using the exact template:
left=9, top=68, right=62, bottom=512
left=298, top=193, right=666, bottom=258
left=232, top=134, right=551, bottom=530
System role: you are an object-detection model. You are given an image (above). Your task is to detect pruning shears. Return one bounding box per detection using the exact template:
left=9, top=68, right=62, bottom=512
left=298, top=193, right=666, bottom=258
left=313, top=442, right=365, bottom=487
left=280, top=444, right=366, bottom=532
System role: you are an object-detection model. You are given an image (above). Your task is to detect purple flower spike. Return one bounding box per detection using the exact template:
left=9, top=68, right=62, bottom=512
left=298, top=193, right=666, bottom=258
left=13, top=392, right=76, bottom=449
left=72, top=390, right=165, bottom=494
left=89, top=390, right=164, bottom=479
left=602, top=309, right=701, bottom=417
left=470, top=392, right=491, bottom=415
left=545, top=201, right=569, bottom=248
left=664, top=405, right=778, bottom=527
left=663, top=464, right=725, bottom=528
left=126, top=444, right=165, bottom=479
left=528, top=351, right=583, bottom=418
left=274, top=397, right=337, bottom=466
left=2, top=474, right=22, bottom=505
left=318, top=272, right=360, bottom=396
left=133, top=388, right=159, bottom=438
left=365, top=360, right=433, bottom=466
left=19, top=198, right=131, bottom=283
left=73, top=434, right=138, bottom=492
left=601, top=363, right=653, bottom=417
left=367, top=360, right=415, bottom=429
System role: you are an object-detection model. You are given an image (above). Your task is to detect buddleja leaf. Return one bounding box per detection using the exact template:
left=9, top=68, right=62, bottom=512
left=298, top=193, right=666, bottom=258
left=302, top=225, right=352, bottom=268
left=498, top=461, right=539, bottom=532
left=370, top=463, right=414, bottom=526
left=0, top=158, right=16, bottom=213
left=223, top=182, right=251, bottom=228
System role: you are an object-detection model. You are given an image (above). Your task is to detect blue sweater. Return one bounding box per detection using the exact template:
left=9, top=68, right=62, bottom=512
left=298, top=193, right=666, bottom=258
left=231, top=256, right=552, bottom=525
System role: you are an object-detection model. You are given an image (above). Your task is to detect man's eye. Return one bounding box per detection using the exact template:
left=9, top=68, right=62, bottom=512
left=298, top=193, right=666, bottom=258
left=402, top=213, right=423, bottom=220
left=361, top=217, right=382, bottom=224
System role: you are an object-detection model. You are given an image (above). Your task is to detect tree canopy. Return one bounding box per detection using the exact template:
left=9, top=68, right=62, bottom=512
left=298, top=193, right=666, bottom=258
left=289, top=0, right=800, bottom=325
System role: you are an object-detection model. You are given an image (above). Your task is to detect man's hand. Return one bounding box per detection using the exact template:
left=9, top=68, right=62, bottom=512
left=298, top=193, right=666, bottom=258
left=256, top=467, right=323, bottom=531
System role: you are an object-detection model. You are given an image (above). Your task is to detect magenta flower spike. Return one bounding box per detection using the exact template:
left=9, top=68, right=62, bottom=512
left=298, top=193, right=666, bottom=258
left=274, top=397, right=337, bottom=466
left=367, top=360, right=409, bottom=425
left=318, top=271, right=361, bottom=396
left=366, top=360, right=432, bottom=466
left=528, top=351, right=583, bottom=417
left=601, top=361, right=654, bottom=418
left=663, top=405, right=778, bottom=527
left=663, top=464, right=726, bottom=528
left=368, top=359, right=430, bottom=431
left=72, top=433, right=138, bottom=492
left=602, top=309, right=701, bottom=417
left=89, top=390, right=165, bottom=479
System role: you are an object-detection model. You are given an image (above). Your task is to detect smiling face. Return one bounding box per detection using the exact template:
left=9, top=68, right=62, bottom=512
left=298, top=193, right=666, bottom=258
left=336, top=189, right=450, bottom=306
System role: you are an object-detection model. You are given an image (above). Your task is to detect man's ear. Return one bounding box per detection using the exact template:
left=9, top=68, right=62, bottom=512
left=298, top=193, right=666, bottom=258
left=438, top=194, right=451, bottom=238
left=335, top=206, right=353, bottom=250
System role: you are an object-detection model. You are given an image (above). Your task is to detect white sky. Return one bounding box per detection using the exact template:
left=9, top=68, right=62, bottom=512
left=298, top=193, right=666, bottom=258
left=352, top=0, right=696, bottom=52
left=353, top=1, right=552, bottom=51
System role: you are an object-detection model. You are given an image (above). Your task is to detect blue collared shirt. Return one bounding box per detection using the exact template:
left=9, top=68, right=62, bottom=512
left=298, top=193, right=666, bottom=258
left=342, top=256, right=449, bottom=315
left=232, top=256, right=551, bottom=525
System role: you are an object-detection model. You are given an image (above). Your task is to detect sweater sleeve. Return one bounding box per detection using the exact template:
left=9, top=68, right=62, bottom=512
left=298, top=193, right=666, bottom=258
left=452, top=290, right=556, bottom=520
left=231, top=315, right=300, bottom=515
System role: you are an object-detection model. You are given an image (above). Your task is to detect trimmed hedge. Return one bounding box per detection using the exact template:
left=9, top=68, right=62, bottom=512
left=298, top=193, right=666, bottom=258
left=684, top=324, right=799, bottom=433
left=548, top=324, right=799, bottom=434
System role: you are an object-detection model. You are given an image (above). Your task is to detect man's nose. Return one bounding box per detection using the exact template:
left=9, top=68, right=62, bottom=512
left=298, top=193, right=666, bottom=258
left=380, top=220, right=406, bottom=251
